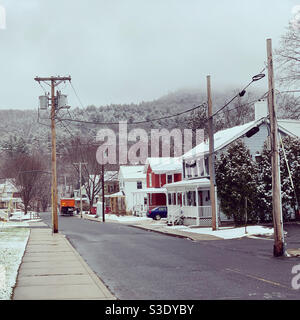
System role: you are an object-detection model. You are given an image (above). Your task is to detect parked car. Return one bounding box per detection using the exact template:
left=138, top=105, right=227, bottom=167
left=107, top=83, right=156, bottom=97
left=147, top=206, right=168, bottom=220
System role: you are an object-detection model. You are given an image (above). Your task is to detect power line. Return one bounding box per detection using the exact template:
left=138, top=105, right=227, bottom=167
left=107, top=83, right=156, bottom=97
left=210, top=72, right=265, bottom=119
left=70, top=81, right=86, bottom=109
left=57, top=67, right=266, bottom=127
left=56, top=103, right=207, bottom=126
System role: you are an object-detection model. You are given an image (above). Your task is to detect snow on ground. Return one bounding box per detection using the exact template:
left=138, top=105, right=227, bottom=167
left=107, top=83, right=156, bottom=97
left=9, top=211, right=42, bottom=222
left=166, top=225, right=274, bottom=239
left=0, top=222, right=29, bottom=300
left=101, top=214, right=152, bottom=223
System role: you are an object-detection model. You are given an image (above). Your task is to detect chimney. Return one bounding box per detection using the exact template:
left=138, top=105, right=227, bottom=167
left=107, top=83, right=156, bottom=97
left=254, top=99, right=268, bottom=120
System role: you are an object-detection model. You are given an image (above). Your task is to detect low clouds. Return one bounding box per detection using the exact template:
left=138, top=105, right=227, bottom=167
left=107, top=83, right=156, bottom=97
left=0, top=0, right=298, bottom=109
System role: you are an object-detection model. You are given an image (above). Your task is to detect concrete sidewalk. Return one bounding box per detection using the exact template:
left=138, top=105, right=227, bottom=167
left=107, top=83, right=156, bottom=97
left=13, top=227, right=115, bottom=300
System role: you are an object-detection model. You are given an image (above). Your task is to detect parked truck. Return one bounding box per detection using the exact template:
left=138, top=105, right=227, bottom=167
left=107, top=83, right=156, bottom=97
left=60, top=198, right=75, bottom=216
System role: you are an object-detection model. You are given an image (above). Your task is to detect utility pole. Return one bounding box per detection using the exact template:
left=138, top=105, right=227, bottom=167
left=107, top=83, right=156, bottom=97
left=207, top=75, right=217, bottom=231
left=34, top=76, right=71, bottom=234
left=74, top=162, right=87, bottom=219
left=266, top=39, right=285, bottom=257
left=102, top=164, right=105, bottom=222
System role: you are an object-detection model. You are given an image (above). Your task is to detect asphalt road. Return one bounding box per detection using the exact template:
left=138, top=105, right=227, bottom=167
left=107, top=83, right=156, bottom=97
left=39, top=212, right=300, bottom=300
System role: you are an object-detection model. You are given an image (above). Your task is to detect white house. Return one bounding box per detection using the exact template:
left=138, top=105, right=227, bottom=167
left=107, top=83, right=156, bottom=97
left=130, top=157, right=183, bottom=215
left=165, top=100, right=300, bottom=226
left=0, top=179, right=22, bottom=211
left=118, top=166, right=146, bottom=214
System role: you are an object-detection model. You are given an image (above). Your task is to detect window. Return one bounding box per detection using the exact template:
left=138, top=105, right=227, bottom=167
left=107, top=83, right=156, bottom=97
left=177, top=193, right=182, bottom=206
left=167, top=174, right=173, bottom=184
left=137, top=181, right=142, bottom=189
left=187, top=191, right=196, bottom=206
left=168, top=193, right=172, bottom=205
left=192, top=191, right=196, bottom=206
left=186, top=166, right=192, bottom=178
left=204, top=158, right=209, bottom=176
left=198, top=159, right=205, bottom=176
left=172, top=193, right=176, bottom=205
left=187, top=191, right=191, bottom=206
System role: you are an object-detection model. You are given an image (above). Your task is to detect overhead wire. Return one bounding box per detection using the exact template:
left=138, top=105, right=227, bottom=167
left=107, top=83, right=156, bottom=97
left=56, top=102, right=208, bottom=126
left=56, top=65, right=267, bottom=128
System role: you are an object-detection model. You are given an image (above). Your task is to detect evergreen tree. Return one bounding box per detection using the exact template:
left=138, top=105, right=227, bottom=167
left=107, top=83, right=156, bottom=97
left=257, top=136, right=300, bottom=221
left=280, top=136, right=300, bottom=219
left=215, top=140, right=259, bottom=225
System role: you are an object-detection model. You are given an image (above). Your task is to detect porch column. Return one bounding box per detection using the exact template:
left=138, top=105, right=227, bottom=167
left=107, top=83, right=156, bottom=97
left=147, top=193, right=150, bottom=211
left=215, top=186, right=219, bottom=228
left=195, top=187, right=199, bottom=226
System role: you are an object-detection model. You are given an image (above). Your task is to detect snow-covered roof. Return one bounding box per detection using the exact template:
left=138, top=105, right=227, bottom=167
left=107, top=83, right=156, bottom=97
left=104, top=171, right=119, bottom=181
left=165, top=178, right=211, bottom=190
left=0, top=179, right=18, bottom=194
left=278, top=119, right=300, bottom=138
left=89, top=171, right=119, bottom=184
left=0, top=197, right=22, bottom=202
left=183, top=120, right=264, bottom=160
left=106, top=191, right=125, bottom=197
left=132, top=187, right=167, bottom=194
left=119, top=166, right=146, bottom=181
left=144, top=157, right=182, bottom=174
left=183, top=117, right=300, bottom=161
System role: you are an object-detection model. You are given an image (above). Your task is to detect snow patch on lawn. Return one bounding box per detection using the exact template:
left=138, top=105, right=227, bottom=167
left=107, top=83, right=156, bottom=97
left=166, top=225, right=274, bottom=239
left=0, top=225, right=29, bottom=300
left=9, top=211, right=41, bottom=222
left=105, top=214, right=152, bottom=222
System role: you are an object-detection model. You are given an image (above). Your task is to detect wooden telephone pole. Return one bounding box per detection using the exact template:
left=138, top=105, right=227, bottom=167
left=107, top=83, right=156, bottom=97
left=266, top=39, right=285, bottom=257
left=207, top=75, right=217, bottom=231
left=35, top=76, right=71, bottom=233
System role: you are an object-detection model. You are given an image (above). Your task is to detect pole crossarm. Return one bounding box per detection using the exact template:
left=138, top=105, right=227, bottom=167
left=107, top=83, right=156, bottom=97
left=34, top=76, right=71, bottom=83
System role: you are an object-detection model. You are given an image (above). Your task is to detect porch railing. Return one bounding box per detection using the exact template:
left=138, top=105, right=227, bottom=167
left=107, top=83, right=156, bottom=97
left=167, top=206, right=182, bottom=226
left=198, top=206, right=212, bottom=218
left=166, top=205, right=213, bottom=226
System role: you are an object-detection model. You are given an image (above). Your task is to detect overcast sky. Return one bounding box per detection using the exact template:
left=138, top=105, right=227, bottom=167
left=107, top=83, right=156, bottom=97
left=0, top=0, right=299, bottom=109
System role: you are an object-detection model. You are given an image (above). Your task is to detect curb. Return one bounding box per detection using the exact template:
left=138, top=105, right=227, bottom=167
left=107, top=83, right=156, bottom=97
left=128, top=224, right=196, bottom=241
left=62, top=233, right=116, bottom=300
left=125, top=224, right=222, bottom=241
left=81, top=214, right=222, bottom=241
left=11, top=228, right=31, bottom=300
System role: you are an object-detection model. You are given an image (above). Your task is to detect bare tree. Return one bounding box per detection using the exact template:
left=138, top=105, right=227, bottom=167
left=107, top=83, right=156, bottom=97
left=277, top=93, right=300, bottom=120
left=63, top=137, right=104, bottom=211
left=3, top=154, right=45, bottom=214
left=34, top=174, right=51, bottom=212
left=275, top=22, right=300, bottom=87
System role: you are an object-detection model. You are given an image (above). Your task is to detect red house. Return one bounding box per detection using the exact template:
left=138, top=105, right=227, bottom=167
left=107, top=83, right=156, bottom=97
left=143, top=157, right=182, bottom=210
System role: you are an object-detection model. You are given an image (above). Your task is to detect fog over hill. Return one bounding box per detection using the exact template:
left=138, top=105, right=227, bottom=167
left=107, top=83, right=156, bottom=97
left=0, top=87, right=294, bottom=156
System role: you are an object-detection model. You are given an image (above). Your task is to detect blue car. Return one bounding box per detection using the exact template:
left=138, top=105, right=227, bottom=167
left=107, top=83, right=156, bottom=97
left=147, top=206, right=168, bottom=220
